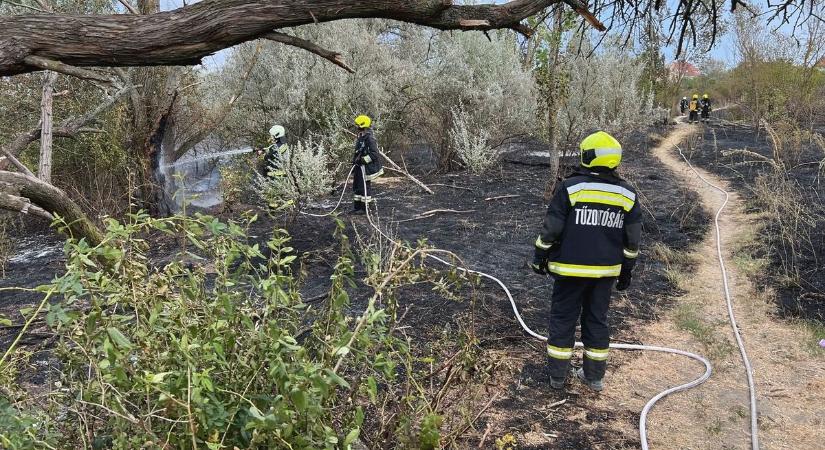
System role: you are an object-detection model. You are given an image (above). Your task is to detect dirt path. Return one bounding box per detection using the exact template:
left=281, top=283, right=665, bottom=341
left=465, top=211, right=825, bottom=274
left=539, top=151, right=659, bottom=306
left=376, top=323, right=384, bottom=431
left=596, top=122, right=825, bottom=449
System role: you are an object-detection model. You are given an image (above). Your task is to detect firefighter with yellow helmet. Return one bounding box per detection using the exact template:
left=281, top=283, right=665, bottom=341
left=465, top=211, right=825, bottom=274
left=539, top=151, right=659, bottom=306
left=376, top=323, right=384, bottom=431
left=700, top=93, right=712, bottom=123
left=351, top=115, right=384, bottom=214
left=688, top=94, right=700, bottom=123
left=531, top=131, right=641, bottom=391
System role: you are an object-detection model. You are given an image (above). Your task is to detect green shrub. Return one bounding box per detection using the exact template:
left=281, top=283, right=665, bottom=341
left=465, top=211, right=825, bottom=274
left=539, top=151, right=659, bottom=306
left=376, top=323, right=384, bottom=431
left=1, top=211, right=464, bottom=448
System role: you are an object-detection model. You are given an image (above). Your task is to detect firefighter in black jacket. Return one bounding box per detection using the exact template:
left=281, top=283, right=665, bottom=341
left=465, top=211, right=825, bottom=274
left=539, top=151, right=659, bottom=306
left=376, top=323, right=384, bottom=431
left=679, top=96, right=689, bottom=115
left=700, top=94, right=712, bottom=123
left=531, top=131, right=641, bottom=392
left=261, top=125, right=288, bottom=178
left=351, top=115, right=384, bottom=214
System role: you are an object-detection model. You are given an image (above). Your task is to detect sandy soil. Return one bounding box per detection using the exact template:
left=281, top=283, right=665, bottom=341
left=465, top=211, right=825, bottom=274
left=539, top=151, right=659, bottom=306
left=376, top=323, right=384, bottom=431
left=595, top=122, right=825, bottom=450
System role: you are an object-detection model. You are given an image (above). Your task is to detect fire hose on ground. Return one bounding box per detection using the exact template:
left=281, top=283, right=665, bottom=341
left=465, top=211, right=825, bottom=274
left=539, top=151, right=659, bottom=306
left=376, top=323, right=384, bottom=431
left=297, top=136, right=758, bottom=448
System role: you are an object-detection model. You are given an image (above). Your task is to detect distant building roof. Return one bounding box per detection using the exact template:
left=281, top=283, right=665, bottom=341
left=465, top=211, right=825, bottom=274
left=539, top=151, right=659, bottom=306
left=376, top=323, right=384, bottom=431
left=669, top=61, right=702, bottom=78
left=816, top=57, right=825, bottom=69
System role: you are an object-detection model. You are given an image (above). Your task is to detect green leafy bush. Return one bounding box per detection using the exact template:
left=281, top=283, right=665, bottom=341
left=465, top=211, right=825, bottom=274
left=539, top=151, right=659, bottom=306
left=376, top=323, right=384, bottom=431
left=1, top=212, right=465, bottom=448
left=254, top=139, right=333, bottom=209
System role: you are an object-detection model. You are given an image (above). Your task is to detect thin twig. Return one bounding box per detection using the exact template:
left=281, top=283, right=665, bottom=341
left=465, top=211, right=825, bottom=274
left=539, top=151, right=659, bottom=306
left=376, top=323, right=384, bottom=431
left=430, top=183, right=473, bottom=192
left=76, top=399, right=139, bottom=424
left=0, top=287, right=56, bottom=368
left=484, top=194, right=520, bottom=201
left=451, top=392, right=501, bottom=441
left=478, top=423, right=492, bottom=448
left=394, top=209, right=475, bottom=223
left=380, top=150, right=435, bottom=194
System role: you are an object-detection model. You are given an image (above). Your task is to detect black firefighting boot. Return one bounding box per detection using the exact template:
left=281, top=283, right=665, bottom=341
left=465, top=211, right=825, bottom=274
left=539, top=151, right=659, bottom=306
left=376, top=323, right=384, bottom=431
left=550, top=375, right=567, bottom=390
left=576, top=368, right=604, bottom=392
left=351, top=201, right=366, bottom=215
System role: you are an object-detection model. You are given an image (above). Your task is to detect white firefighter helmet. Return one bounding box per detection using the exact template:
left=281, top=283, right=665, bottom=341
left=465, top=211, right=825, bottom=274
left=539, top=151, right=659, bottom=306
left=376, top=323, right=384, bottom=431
left=269, top=125, right=286, bottom=139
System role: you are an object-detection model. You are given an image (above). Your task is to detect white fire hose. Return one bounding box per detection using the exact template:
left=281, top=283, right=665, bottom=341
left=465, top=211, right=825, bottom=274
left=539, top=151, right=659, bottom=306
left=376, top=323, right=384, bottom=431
left=300, top=149, right=756, bottom=449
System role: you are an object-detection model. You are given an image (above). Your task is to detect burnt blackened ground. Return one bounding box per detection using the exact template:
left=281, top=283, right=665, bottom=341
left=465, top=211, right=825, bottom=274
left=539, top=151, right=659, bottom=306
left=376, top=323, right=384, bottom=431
left=0, top=127, right=709, bottom=448
left=681, top=116, right=825, bottom=322
left=272, top=128, right=709, bottom=447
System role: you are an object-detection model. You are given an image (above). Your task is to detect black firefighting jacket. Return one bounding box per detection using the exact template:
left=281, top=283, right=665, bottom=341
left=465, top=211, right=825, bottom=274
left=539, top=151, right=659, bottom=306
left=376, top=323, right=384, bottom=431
left=700, top=98, right=712, bottom=113
left=264, top=138, right=287, bottom=171
left=535, top=167, right=642, bottom=278
left=353, top=129, right=384, bottom=180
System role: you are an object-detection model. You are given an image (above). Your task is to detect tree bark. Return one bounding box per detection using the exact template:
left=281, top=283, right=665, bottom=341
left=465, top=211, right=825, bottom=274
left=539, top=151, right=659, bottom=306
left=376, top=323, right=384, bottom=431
left=542, top=7, right=563, bottom=199
left=0, top=171, right=104, bottom=246
left=38, top=71, right=58, bottom=183
left=0, top=0, right=559, bottom=76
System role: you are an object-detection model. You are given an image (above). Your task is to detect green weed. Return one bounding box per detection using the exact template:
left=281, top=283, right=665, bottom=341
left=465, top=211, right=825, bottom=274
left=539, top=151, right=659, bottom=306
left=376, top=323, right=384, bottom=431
left=674, top=304, right=735, bottom=360
left=0, top=211, right=463, bottom=448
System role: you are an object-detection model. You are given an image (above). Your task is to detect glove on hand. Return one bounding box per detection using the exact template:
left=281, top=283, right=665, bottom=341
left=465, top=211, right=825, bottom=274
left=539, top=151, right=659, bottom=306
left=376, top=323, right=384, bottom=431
left=616, top=274, right=632, bottom=291
left=616, top=258, right=637, bottom=291
left=531, top=247, right=550, bottom=275
left=531, top=260, right=547, bottom=275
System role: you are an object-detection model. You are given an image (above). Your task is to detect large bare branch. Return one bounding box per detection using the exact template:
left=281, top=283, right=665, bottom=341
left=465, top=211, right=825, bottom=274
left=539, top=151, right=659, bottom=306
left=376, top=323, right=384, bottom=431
left=0, top=192, right=54, bottom=220
left=0, top=148, right=35, bottom=177
left=263, top=31, right=355, bottom=73
left=0, top=171, right=104, bottom=246
left=0, top=0, right=562, bottom=76
left=563, top=0, right=606, bottom=31
left=23, top=56, right=117, bottom=86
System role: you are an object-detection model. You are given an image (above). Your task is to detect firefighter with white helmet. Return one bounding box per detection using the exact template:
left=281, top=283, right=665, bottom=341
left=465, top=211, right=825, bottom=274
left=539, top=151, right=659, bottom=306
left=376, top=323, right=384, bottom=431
left=350, top=115, right=383, bottom=214
left=679, top=96, right=689, bottom=115
left=531, top=131, right=642, bottom=391
left=262, top=124, right=288, bottom=178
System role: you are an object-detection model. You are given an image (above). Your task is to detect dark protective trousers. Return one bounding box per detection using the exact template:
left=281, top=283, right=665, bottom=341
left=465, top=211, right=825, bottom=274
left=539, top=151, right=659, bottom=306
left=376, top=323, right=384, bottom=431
left=352, top=165, right=372, bottom=211
left=547, top=276, right=615, bottom=381
left=689, top=110, right=699, bottom=123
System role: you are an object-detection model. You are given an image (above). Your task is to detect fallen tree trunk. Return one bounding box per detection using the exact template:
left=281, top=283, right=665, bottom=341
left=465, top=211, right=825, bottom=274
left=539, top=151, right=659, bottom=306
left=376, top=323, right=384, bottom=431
left=0, top=171, right=104, bottom=246
left=0, top=192, right=53, bottom=221
left=0, top=0, right=562, bottom=76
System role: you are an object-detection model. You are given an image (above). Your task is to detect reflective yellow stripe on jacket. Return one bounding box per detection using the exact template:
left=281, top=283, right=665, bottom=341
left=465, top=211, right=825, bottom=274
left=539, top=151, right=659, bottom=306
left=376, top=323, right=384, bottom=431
left=547, top=262, right=622, bottom=278
left=567, top=182, right=636, bottom=212
left=535, top=236, right=554, bottom=250
left=623, top=248, right=640, bottom=259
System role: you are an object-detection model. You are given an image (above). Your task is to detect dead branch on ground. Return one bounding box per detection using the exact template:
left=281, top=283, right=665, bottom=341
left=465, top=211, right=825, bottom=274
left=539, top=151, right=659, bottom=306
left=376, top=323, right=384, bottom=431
left=430, top=183, right=474, bottom=192
left=380, top=150, right=435, bottom=194
left=394, top=209, right=475, bottom=223
left=0, top=171, right=104, bottom=245
left=485, top=194, right=520, bottom=201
